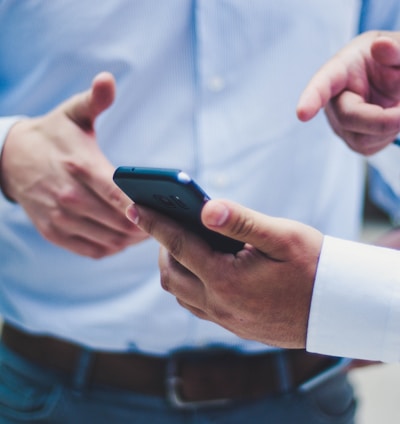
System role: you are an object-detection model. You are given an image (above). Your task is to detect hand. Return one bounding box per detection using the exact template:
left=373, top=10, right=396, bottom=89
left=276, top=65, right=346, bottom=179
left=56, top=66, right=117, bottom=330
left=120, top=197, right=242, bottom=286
left=374, top=227, right=400, bottom=250
left=0, top=72, right=148, bottom=258
left=126, top=199, right=323, bottom=348
left=297, top=31, right=400, bottom=155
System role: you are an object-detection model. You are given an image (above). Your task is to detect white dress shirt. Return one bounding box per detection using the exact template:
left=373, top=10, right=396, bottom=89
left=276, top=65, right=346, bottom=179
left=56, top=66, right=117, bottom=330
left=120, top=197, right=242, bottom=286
left=0, top=0, right=397, bottom=356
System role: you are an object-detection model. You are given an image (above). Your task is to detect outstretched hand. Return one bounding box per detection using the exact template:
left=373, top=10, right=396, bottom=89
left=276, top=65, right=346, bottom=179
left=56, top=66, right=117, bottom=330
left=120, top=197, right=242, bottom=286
left=297, top=31, right=400, bottom=155
left=127, top=199, right=323, bottom=348
left=0, top=72, right=148, bottom=258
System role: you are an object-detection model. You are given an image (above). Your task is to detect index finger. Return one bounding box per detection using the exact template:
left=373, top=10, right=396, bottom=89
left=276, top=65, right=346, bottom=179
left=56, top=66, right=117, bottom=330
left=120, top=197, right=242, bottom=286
left=65, top=159, right=135, bottom=225
left=296, top=58, right=349, bottom=122
left=126, top=204, right=224, bottom=275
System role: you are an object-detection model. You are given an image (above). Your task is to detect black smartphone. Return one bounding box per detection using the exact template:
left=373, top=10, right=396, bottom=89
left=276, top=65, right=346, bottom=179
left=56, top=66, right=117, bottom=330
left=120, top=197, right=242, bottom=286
left=113, top=166, right=244, bottom=254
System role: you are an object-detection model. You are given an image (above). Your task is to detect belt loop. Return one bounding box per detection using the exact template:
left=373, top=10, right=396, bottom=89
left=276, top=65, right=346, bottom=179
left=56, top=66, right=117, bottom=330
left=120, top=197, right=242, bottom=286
left=71, top=348, right=93, bottom=396
left=274, top=351, right=292, bottom=394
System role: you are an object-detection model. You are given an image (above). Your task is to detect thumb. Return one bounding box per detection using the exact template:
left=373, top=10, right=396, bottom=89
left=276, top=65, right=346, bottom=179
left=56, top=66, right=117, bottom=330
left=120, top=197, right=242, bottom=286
left=371, top=34, right=400, bottom=67
left=201, top=200, right=265, bottom=251
left=201, top=199, right=295, bottom=257
left=64, top=71, right=116, bottom=132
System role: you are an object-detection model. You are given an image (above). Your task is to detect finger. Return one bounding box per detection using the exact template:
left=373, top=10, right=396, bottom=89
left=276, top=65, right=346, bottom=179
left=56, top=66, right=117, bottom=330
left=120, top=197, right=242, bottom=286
left=371, top=35, right=400, bottom=67
left=40, top=208, right=146, bottom=255
left=127, top=204, right=222, bottom=275
left=158, top=248, right=206, bottom=306
left=54, top=169, right=140, bottom=234
left=59, top=72, right=129, bottom=216
left=327, top=91, right=400, bottom=135
left=345, top=131, right=398, bottom=156
left=324, top=103, right=398, bottom=155
left=62, top=214, right=147, bottom=249
left=41, top=226, right=118, bottom=259
left=63, top=72, right=116, bottom=132
left=62, top=145, right=136, bottom=229
left=174, top=299, right=209, bottom=321
left=177, top=299, right=209, bottom=320
left=296, top=57, right=349, bottom=122
left=201, top=199, right=312, bottom=258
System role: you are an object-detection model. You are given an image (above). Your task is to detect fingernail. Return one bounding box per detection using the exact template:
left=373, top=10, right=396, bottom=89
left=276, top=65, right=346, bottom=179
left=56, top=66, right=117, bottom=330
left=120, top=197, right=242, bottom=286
left=126, top=205, right=139, bottom=225
left=206, top=202, right=229, bottom=227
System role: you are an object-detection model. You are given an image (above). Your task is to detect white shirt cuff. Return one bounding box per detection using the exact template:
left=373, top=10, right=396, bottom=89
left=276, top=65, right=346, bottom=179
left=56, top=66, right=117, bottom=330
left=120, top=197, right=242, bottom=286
left=0, top=116, right=24, bottom=155
left=307, top=235, right=400, bottom=362
left=0, top=116, right=25, bottom=200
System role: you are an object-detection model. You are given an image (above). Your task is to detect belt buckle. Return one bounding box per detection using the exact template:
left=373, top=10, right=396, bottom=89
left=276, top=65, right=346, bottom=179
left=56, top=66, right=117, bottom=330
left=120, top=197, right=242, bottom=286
left=298, top=357, right=352, bottom=393
left=165, top=351, right=232, bottom=410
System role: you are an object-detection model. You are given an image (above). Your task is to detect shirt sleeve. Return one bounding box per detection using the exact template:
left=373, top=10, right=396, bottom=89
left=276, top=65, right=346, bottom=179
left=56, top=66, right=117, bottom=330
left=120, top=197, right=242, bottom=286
left=0, top=116, right=25, bottom=199
left=306, top=235, right=400, bottom=363
left=0, top=116, right=24, bottom=154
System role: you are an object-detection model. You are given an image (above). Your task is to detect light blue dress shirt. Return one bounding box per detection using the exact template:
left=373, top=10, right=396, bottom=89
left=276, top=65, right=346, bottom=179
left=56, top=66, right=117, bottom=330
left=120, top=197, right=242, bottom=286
left=0, top=0, right=397, bottom=355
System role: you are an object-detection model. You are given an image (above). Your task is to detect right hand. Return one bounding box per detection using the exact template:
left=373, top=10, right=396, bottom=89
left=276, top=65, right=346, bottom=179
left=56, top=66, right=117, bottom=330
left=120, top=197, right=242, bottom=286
left=297, top=31, right=400, bottom=155
left=127, top=199, right=323, bottom=349
left=0, top=72, right=149, bottom=258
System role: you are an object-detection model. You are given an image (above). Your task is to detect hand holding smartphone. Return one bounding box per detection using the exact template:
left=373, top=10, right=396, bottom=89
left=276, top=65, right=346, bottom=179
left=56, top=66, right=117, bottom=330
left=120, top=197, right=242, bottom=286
left=113, top=167, right=244, bottom=254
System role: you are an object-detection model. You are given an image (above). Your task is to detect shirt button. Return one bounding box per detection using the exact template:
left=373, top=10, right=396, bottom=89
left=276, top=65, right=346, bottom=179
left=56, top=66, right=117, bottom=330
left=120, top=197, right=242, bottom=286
left=207, top=76, right=225, bottom=92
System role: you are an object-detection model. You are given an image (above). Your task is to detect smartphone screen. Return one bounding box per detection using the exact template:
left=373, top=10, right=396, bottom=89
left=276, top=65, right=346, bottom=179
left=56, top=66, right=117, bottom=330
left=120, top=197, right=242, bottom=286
left=113, top=167, right=244, bottom=253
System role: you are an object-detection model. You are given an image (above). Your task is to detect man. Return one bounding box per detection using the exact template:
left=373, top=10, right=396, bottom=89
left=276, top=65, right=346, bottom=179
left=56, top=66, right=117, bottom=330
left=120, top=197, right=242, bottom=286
left=125, top=30, right=400, bottom=363
left=1, top=2, right=399, bottom=423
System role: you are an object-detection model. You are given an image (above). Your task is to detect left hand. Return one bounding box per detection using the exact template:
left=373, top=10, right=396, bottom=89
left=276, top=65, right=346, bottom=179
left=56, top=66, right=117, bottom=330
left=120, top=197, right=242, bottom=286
left=126, top=199, right=323, bottom=349
left=0, top=72, right=148, bottom=258
left=297, top=31, right=400, bottom=155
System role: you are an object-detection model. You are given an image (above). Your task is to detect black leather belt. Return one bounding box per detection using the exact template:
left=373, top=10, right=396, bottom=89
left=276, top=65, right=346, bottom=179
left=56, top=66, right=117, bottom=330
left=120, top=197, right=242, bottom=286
left=1, top=323, right=339, bottom=408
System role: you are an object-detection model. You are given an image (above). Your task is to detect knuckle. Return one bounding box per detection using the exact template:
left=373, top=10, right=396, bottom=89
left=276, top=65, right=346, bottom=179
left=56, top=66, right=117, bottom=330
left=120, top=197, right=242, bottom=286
left=275, top=221, right=304, bottom=253
left=55, top=185, right=81, bottom=207
left=167, top=234, right=185, bottom=260
left=346, top=134, right=370, bottom=155
left=108, top=185, right=130, bottom=209
left=160, top=270, right=171, bottom=292
left=109, top=233, right=136, bottom=251
left=47, top=208, right=69, bottom=229
left=229, top=215, right=255, bottom=239
left=211, top=303, right=232, bottom=324
left=381, top=118, right=400, bottom=135
left=178, top=300, right=207, bottom=320
left=63, top=159, right=91, bottom=179
left=88, top=249, right=108, bottom=259
left=39, top=222, right=58, bottom=242
left=83, top=241, right=115, bottom=259
left=285, top=227, right=303, bottom=251
left=141, top=214, right=156, bottom=236
left=348, top=134, right=381, bottom=156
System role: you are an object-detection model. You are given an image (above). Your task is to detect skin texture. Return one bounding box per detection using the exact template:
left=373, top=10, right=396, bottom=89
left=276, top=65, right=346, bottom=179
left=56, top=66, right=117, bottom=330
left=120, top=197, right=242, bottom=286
left=297, top=31, right=400, bottom=156
left=0, top=72, right=148, bottom=258
left=127, top=199, right=400, bottom=355
left=127, top=200, right=323, bottom=349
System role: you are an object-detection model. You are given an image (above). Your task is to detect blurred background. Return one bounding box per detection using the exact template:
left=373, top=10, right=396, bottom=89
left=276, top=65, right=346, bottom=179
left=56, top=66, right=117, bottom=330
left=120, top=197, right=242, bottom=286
left=350, top=363, right=400, bottom=423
